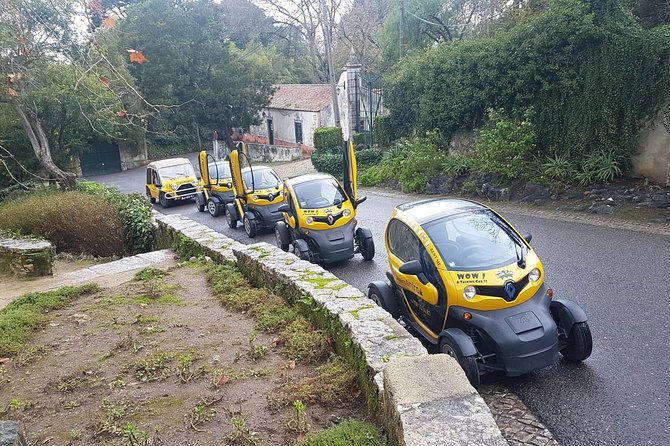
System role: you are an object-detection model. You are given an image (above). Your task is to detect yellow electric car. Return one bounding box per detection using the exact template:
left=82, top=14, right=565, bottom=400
left=225, top=148, right=284, bottom=238
left=194, top=151, right=235, bottom=217
left=274, top=142, right=374, bottom=263
left=145, top=158, right=198, bottom=208
left=367, top=198, right=592, bottom=388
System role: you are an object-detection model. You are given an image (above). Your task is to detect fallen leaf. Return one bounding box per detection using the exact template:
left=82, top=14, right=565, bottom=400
left=103, top=16, right=118, bottom=29
left=325, top=336, right=333, bottom=346
left=217, top=375, right=230, bottom=386
left=127, top=49, right=148, bottom=64
left=271, top=337, right=283, bottom=348
left=352, top=387, right=361, bottom=398
left=99, top=75, right=110, bottom=87
left=117, top=110, right=127, bottom=118
left=8, top=88, right=18, bottom=97
left=297, top=432, right=306, bottom=441
left=288, top=360, right=296, bottom=370
left=0, top=357, right=10, bottom=364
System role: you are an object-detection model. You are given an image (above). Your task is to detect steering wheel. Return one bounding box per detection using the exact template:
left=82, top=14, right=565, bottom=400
left=457, top=245, right=481, bottom=261
left=306, top=197, right=330, bottom=208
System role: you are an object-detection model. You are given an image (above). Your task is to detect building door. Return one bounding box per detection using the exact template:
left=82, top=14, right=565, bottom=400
left=294, top=122, right=303, bottom=144
left=267, top=118, right=274, bottom=145
left=80, top=141, right=122, bottom=176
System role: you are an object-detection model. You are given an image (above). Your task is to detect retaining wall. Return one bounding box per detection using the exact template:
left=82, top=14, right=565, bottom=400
left=153, top=212, right=507, bottom=446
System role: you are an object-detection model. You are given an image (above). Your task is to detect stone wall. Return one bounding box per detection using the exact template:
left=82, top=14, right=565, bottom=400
left=119, top=143, right=148, bottom=171
left=246, top=143, right=303, bottom=163
left=152, top=212, right=507, bottom=446
left=0, top=238, right=54, bottom=277
left=634, top=119, right=670, bottom=184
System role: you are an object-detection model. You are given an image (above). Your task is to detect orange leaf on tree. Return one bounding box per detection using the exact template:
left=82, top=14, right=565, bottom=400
left=127, top=49, right=148, bottom=65
left=117, top=110, right=127, bottom=118
left=103, top=16, right=118, bottom=29
left=99, top=75, right=110, bottom=87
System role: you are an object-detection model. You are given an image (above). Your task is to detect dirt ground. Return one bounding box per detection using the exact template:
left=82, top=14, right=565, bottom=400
left=0, top=263, right=367, bottom=445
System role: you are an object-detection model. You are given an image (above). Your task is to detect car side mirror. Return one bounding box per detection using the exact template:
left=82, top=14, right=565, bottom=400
left=278, top=204, right=290, bottom=213
left=356, top=196, right=367, bottom=206
left=399, top=260, right=423, bottom=276
left=522, top=232, right=533, bottom=243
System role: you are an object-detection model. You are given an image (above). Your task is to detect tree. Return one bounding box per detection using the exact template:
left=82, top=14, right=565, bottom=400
left=117, top=0, right=276, bottom=151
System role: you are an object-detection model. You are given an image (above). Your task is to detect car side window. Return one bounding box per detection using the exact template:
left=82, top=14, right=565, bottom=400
left=388, top=220, right=421, bottom=262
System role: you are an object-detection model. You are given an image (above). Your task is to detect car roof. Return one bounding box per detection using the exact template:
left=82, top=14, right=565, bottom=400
left=241, top=165, right=273, bottom=173
left=396, top=198, right=487, bottom=225
left=147, top=158, right=193, bottom=169
left=286, top=173, right=335, bottom=186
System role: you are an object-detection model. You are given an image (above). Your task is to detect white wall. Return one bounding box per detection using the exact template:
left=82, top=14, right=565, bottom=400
left=634, top=119, right=670, bottom=184
left=250, top=108, right=326, bottom=147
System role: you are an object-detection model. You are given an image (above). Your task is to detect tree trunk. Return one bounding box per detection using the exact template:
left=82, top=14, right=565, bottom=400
left=11, top=99, right=77, bottom=189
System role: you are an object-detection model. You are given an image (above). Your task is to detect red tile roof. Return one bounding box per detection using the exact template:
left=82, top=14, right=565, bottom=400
left=269, top=84, right=333, bottom=112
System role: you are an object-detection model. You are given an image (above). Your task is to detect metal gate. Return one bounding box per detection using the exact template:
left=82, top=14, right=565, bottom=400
left=80, top=141, right=122, bottom=176
left=357, top=72, right=386, bottom=146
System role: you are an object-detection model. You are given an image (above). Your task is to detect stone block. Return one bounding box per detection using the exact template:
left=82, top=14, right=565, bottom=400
left=0, top=421, right=27, bottom=446
left=383, top=355, right=507, bottom=446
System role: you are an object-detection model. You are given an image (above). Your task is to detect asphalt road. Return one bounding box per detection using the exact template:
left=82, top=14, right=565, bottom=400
left=90, top=160, right=670, bottom=446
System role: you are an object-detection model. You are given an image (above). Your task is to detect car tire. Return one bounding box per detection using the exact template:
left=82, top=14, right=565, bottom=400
left=146, top=187, right=156, bottom=204
left=159, top=192, right=170, bottom=208
left=226, top=204, right=238, bottom=229
left=196, top=199, right=205, bottom=212
left=368, top=282, right=399, bottom=319
left=275, top=223, right=290, bottom=252
left=293, top=239, right=310, bottom=261
left=244, top=214, right=257, bottom=238
left=361, top=236, right=375, bottom=261
left=440, top=337, right=481, bottom=389
left=207, top=197, right=221, bottom=217
left=560, top=321, right=593, bottom=363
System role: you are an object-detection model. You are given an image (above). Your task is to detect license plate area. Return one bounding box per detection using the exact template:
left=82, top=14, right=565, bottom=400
left=505, top=311, right=542, bottom=334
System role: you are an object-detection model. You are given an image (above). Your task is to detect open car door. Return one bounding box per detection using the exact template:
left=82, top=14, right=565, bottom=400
left=198, top=151, right=211, bottom=190
left=229, top=149, right=247, bottom=200
left=342, top=140, right=359, bottom=206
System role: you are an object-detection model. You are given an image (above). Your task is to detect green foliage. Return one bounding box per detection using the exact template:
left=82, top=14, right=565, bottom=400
left=0, top=284, right=99, bottom=356
left=147, top=144, right=197, bottom=160
left=542, top=153, right=578, bottom=182
left=313, top=127, right=344, bottom=154
left=474, top=109, right=537, bottom=182
left=442, top=155, right=473, bottom=177
left=0, top=190, right=125, bottom=256
left=576, top=150, right=623, bottom=184
left=352, top=132, right=366, bottom=146
left=372, top=115, right=393, bottom=147
left=383, top=0, right=670, bottom=174
left=301, top=420, right=386, bottom=446
left=356, top=148, right=383, bottom=167
left=77, top=181, right=154, bottom=254
left=311, top=152, right=342, bottom=177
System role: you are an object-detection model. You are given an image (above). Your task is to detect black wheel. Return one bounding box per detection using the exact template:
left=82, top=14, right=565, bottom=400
left=196, top=197, right=205, bottom=212
left=275, top=225, right=289, bottom=252
left=226, top=204, right=238, bottom=229
left=293, top=239, right=311, bottom=261
left=560, top=321, right=593, bottom=363
left=207, top=198, right=221, bottom=217
left=368, top=282, right=399, bottom=319
left=360, top=236, right=375, bottom=261
left=440, top=337, right=480, bottom=389
left=159, top=192, right=171, bottom=208
left=146, top=187, right=156, bottom=204
left=243, top=214, right=257, bottom=238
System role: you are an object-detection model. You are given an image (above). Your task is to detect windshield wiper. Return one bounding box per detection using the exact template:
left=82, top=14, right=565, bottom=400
left=488, top=211, right=526, bottom=269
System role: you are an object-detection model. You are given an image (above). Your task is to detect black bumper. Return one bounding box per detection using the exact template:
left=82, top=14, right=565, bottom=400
left=305, top=221, right=355, bottom=263
left=449, top=284, right=560, bottom=377
left=248, top=202, right=284, bottom=230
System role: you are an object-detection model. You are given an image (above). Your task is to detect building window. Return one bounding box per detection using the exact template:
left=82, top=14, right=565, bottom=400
left=294, top=122, right=303, bottom=144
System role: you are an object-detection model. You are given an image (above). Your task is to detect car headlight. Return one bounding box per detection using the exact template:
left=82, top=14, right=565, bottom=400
left=252, top=195, right=259, bottom=201
left=306, top=216, right=314, bottom=224
left=343, top=209, right=351, bottom=217
left=463, top=286, right=477, bottom=300
left=169, top=182, right=177, bottom=190
left=529, top=268, right=541, bottom=282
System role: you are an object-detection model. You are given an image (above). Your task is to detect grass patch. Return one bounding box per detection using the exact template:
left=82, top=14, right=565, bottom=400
left=0, top=284, right=100, bottom=357
left=281, top=319, right=330, bottom=363
left=134, top=351, right=174, bottom=382
left=133, top=267, right=169, bottom=282
left=301, top=420, right=386, bottom=446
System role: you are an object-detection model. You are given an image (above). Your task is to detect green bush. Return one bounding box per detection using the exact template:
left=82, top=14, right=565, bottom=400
left=542, top=154, right=578, bottom=182
left=147, top=144, right=196, bottom=160
left=473, top=109, right=537, bottom=182
left=356, top=148, right=383, bottom=167
left=78, top=181, right=154, bottom=254
left=313, top=127, right=343, bottom=154
left=442, top=155, right=474, bottom=177
left=0, top=190, right=125, bottom=256
left=373, top=115, right=393, bottom=147
left=311, top=152, right=342, bottom=177
left=352, top=132, right=366, bottom=146
left=301, top=420, right=386, bottom=446
left=576, top=150, right=623, bottom=184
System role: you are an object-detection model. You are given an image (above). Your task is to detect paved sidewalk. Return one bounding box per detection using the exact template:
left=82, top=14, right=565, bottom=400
left=0, top=250, right=176, bottom=310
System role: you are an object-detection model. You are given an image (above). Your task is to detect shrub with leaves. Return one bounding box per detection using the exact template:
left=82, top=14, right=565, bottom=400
left=576, top=150, right=623, bottom=185
left=474, top=109, right=537, bottom=182
left=542, top=153, right=578, bottom=182
left=313, top=127, right=343, bottom=154
left=78, top=181, right=153, bottom=254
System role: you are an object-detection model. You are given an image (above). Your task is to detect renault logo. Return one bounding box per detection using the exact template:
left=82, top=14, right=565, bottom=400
left=267, top=193, right=274, bottom=201
left=504, top=281, right=516, bottom=299
left=327, top=214, right=334, bottom=225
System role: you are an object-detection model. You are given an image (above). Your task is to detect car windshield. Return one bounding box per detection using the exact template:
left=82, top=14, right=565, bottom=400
left=424, top=210, right=526, bottom=271
left=242, top=167, right=280, bottom=190
left=158, top=163, right=195, bottom=181
left=294, top=179, right=347, bottom=209
left=208, top=161, right=231, bottom=181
